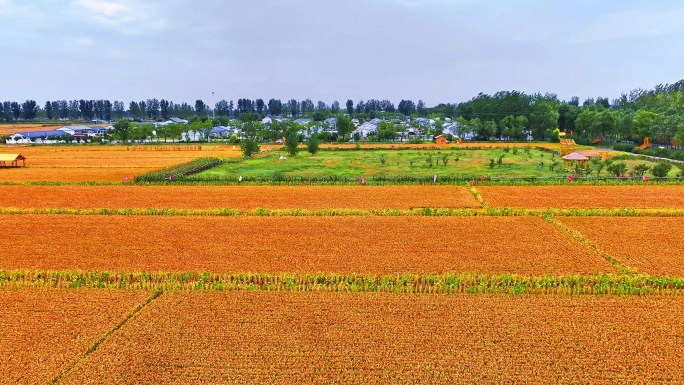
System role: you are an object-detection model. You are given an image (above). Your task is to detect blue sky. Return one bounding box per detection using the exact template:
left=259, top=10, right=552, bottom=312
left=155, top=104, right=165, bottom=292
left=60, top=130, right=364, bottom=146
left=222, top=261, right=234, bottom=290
left=1, top=0, right=683, bottom=106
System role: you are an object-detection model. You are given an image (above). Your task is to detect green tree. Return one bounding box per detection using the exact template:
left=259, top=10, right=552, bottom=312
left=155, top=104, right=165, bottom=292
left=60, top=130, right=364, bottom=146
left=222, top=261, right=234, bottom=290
left=346, top=100, right=354, bottom=115
left=336, top=116, right=354, bottom=141
left=307, top=134, right=320, bottom=155
left=112, top=119, right=132, bottom=142
left=189, top=119, right=213, bottom=141
left=241, top=114, right=261, bottom=157
left=631, top=110, right=657, bottom=141
left=283, top=123, right=301, bottom=157
left=377, top=121, right=398, bottom=141
left=482, top=120, right=497, bottom=140
left=529, top=100, right=559, bottom=140
left=676, top=123, right=684, bottom=147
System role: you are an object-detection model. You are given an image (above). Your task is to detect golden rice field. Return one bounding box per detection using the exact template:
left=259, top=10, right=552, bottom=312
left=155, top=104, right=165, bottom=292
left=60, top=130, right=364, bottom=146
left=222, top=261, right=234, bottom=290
left=0, top=167, right=155, bottom=182
left=56, top=292, right=684, bottom=384
left=0, top=185, right=479, bottom=210
left=0, top=145, right=241, bottom=181
left=0, top=215, right=613, bottom=275
left=0, top=288, right=152, bottom=384
left=560, top=217, right=684, bottom=277
left=2, top=144, right=684, bottom=383
left=479, top=185, right=684, bottom=209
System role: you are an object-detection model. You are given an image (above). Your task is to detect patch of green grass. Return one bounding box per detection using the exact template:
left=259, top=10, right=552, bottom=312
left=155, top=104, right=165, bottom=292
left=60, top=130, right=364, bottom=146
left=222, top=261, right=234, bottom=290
left=197, top=148, right=571, bottom=179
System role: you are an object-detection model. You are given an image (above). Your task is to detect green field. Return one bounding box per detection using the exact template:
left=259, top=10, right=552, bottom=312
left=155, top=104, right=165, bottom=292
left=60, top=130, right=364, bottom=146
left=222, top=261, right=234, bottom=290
left=195, top=147, right=682, bottom=180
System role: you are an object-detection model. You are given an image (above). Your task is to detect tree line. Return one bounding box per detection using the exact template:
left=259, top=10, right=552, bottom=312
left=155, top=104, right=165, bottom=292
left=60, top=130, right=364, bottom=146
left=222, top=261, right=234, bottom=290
left=3, top=78, right=684, bottom=145
left=0, top=97, right=424, bottom=123
left=443, top=80, right=684, bottom=144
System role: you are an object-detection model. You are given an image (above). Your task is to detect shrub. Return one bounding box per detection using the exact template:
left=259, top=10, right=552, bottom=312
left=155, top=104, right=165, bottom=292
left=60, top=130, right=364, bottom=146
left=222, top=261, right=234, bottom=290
left=631, top=164, right=650, bottom=177
left=607, top=162, right=628, bottom=177
left=651, top=162, right=673, bottom=178
left=612, top=143, right=635, bottom=152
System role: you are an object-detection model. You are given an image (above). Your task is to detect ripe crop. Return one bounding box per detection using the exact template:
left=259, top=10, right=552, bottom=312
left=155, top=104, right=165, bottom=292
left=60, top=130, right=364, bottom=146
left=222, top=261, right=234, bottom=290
left=479, top=186, right=684, bottom=209
left=0, top=185, right=479, bottom=210
left=560, top=217, right=684, bottom=276
left=0, top=145, right=241, bottom=182
left=0, top=215, right=613, bottom=275
left=0, top=288, right=151, bottom=384
left=59, top=291, right=684, bottom=384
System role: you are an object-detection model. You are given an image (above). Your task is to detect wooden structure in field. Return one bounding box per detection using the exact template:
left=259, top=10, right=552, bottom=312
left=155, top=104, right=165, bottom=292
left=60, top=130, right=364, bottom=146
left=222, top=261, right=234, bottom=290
left=562, top=152, right=589, bottom=171
left=435, top=135, right=447, bottom=146
left=0, top=154, right=26, bottom=167
left=560, top=139, right=576, bottom=156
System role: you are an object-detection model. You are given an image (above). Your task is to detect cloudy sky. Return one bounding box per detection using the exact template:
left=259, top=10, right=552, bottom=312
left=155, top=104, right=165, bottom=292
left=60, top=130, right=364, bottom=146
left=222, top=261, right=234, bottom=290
left=1, top=0, right=683, bottom=106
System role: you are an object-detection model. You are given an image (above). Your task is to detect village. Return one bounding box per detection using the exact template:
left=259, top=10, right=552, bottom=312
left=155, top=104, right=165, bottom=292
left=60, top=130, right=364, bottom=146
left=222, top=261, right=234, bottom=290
left=4, top=115, right=479, bottom=145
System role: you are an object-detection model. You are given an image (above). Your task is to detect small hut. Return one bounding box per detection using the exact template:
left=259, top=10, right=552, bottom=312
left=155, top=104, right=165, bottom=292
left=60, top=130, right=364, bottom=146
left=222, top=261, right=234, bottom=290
left=0, top=154, right=26, bottom=167
left=562, top=152, right=588, bottom=171
left=435, top=135, right=447, bottom=146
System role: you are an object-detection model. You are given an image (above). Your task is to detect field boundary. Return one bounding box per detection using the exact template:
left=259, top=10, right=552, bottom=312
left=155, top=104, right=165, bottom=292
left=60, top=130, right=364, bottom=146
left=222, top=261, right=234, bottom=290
left=541, top=215, right=636, bottom=275
left=2, top=207, right=684, bottom=217
left=49, top=289, right=163, bottom=384
left=4, top=270, right=684, bottom=295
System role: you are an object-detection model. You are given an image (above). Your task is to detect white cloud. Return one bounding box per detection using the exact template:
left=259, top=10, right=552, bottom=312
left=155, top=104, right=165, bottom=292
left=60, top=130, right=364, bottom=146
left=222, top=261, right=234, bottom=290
left=71, top=0, right=164, bottom=34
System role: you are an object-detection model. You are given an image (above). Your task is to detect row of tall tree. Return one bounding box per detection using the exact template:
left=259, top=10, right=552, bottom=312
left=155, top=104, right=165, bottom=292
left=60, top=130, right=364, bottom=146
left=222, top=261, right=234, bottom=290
left=3, top=78, right=684, bottom=144
left=0, top=97, right=427, bottom=123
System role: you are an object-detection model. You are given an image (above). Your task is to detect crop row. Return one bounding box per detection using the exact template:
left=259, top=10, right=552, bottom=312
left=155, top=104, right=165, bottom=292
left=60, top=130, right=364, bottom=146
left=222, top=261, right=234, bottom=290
left=4, top=270, right=684, bottom=295
left=3, top=207, right=684, bottom=218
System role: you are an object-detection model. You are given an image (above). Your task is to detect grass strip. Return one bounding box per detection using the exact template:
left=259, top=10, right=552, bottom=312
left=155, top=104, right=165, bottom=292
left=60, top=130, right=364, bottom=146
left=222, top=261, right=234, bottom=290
left=1, top=207, right=684, bottom=217
left=3, top=270, right=684, bottom=296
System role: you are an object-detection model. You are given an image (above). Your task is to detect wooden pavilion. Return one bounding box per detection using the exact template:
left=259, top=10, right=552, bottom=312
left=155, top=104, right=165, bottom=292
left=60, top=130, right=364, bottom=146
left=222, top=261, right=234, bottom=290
left=0, top=154, right=27, bottom=167
left=562, top=152, right=588, bottom=171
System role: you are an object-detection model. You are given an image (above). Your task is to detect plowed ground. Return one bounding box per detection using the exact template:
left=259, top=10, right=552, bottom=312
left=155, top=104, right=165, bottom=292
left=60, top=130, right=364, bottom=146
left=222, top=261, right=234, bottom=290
left=60, top=292, right=684, bottom=384
left=0, top=215, right=612, bottom=275
left=560, top=217, right=684, bottom=276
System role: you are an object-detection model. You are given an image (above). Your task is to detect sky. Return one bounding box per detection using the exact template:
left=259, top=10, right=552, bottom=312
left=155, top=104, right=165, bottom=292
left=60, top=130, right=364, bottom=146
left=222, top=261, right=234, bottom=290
left=1, top=0, right=683, bottom=107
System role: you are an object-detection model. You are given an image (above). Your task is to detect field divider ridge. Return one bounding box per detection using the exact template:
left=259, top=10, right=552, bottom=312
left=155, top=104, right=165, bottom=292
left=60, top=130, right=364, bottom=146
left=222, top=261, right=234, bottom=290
left=49, top=289, right=164, bottom=384
left=540, top=215, right=637, bottom=275
left=2, top=207, right=684, bottom=217
left=3, top=270, right=684, bottom=295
